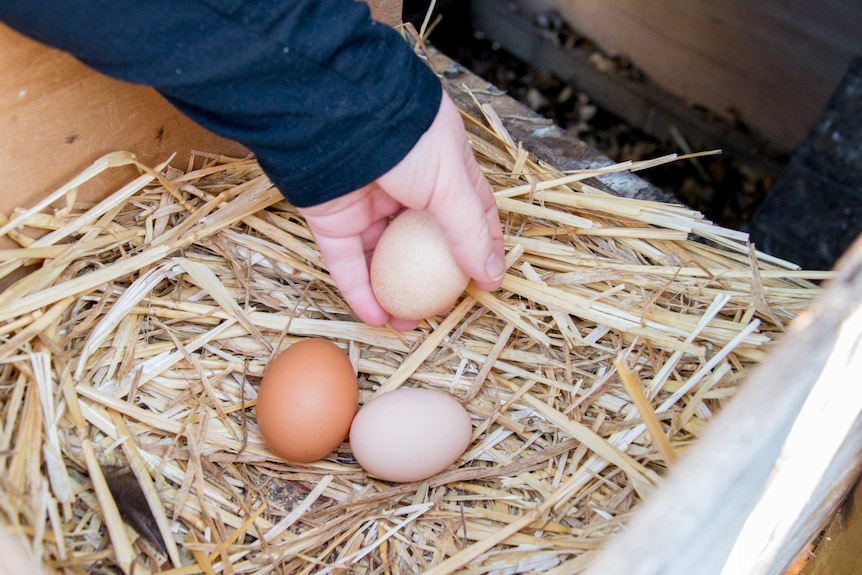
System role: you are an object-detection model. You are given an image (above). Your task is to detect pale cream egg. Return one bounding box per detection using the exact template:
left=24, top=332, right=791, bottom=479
left=370, top=209, right=469, bottom=320
left=349, top=387, right=473, bottom=483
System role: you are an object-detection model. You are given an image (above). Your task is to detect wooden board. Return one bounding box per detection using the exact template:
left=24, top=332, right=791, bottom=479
left=508, top=0, right=862, bottom=151
left=584, top=234, right=862, bottom=575
left=469, top=0, right=784, bottom=174
left=0, top=0, right=402, bottom=218
left=432, top=51, right=675, bottom=204
left=422, top=63, right=862, bottom=575
left=0, top=22, right=249, bottom=215
left=800, top=478, right=862, bottom=575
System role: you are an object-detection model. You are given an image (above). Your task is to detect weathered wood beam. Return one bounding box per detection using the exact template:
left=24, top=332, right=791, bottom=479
left=469, top=0, right=784, bottom=174
left=584, top=234, right=862, bottom=575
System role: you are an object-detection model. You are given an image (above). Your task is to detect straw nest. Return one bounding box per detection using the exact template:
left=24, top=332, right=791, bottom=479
left=0, top=100, right=830, bottom=575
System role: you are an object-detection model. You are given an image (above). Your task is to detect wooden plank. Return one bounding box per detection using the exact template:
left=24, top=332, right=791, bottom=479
left=506, top=0, right=862, bottom=152
left=2, top=36, right=858, bottom=575
left=431, top=50, right=676, bottom=204
left=584, top=235, right=862, bottom=575
left=799, top=479, right=862, bottom=575
left=0, top=0, right=401, bottom=220
left=0, top=22, right=249, bottom=217
left=469, top=0, right=784, bottom=173
left=749, top=57, right=862, bottom=271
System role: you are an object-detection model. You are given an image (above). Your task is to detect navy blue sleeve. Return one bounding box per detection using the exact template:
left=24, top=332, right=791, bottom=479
left=1, top=0, right=442, bottom=207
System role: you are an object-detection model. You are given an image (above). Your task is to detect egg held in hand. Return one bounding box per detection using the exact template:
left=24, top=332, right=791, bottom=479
left=370, top=209, right=469, bottom=321
left=349, top=387, right=473, bottom=482
left=256, top=338, right=358, bottom=463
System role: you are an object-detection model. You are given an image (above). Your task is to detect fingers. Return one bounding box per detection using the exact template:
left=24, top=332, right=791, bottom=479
left=298, top=92, right=504, bottom=329
left=312, top=230, right=423, bottom=330
left=474, top=203, right=507, bottom=292
left=389, top=317, right=421, bottom=332
left=442, top=116, right=506, bottom=291
left=311, top=232, right=389, bottom=326
left=426, top=170, right=504, bottom=291
left=380, top=92, right=505, bottom=291
left=298, top=188, right=396, bottom=327
left=299, top=188, right=422, bottom=329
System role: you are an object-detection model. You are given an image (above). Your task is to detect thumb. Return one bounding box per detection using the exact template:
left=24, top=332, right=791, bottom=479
left=423, top=94, right=505, bottom=290
left=426, top=153, right=505, bottom=291
left=379, top=93, right=505, bottom=290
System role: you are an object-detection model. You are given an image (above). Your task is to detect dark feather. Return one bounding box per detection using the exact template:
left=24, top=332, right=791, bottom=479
left=102, top=466, right=168, bottom=556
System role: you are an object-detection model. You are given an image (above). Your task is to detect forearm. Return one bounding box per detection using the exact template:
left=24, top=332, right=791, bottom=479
left=1, top=0, right=442, bottom=207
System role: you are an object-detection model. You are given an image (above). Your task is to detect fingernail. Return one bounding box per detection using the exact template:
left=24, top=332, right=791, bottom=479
left=485, top=251, right=505, bottom=282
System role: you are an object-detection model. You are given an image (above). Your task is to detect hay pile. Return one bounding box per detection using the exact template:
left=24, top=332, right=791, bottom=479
left=0, top=102, right=829, bottom=574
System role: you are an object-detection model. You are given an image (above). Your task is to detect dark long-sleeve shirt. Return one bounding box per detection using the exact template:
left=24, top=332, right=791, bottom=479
left=1, top=0, right=442, bottom=207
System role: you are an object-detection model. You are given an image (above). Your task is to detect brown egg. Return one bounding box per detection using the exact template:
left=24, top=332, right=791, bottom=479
left=256, top=338, right=358, bottom=463
left=370, top=209, right=469, bottom=320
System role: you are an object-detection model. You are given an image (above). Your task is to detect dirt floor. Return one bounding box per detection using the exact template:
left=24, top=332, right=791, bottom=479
left=413, top=2, right=784, bottom=232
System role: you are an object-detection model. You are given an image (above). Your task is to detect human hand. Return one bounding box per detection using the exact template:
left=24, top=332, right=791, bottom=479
left=298, top=92, right=505, bottom=330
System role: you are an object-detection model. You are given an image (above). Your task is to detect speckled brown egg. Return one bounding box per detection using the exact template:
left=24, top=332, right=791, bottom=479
left=370, top=209, right=469, bottom=320
left=256, top=338, right=358, bottom=463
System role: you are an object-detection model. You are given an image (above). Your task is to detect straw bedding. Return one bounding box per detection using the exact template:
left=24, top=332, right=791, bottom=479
left=0, top=101, right=830, bottom=574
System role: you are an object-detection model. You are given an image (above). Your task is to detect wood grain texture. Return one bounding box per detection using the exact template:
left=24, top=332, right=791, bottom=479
left=584, top=236, right=862, bottom=575
left=0, top=1, right=402, bottom=218
left=800, top=479, right=862, bottom=575
left=510, top=0, right=862, bottom=151
left=0, top=23, right=249, bottom=217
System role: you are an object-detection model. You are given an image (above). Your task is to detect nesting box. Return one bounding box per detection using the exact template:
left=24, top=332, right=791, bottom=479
left=1, top=3, right=860, bottom=575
